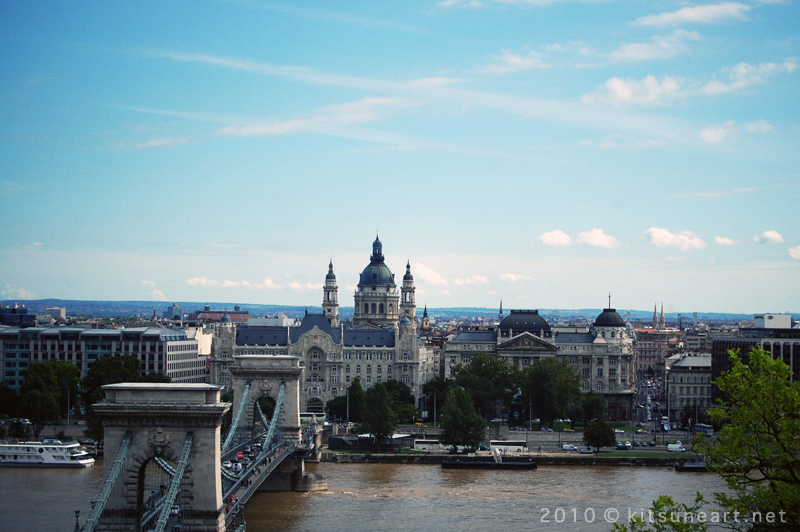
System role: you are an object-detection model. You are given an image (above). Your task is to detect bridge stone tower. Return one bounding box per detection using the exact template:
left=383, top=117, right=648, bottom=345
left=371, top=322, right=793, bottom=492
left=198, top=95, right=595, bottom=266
left=228, top=355, right=303, bottom=446
left=93, top=383, right=231, bottom=532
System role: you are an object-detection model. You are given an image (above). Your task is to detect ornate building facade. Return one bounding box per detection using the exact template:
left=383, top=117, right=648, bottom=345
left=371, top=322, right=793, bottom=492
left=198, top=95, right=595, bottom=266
left=209, top=236, right=423, bottom=412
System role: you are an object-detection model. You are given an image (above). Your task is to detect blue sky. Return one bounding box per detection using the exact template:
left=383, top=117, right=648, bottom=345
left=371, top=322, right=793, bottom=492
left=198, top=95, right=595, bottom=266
left=1, top=0, right=798, bottom=315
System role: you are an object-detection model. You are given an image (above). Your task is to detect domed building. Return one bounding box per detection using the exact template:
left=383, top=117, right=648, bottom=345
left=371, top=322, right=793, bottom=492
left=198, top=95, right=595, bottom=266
left=442, top=304, right=635, bottom=422
left=210, top=236, right=424, bottom=414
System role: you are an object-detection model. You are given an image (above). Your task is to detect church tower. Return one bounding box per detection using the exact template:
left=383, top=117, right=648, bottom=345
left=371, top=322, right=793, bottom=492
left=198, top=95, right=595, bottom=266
left=322, top=259, right=339, bottom=327
left=400, top=260, right=416, bottom=324
left=353, top=235, right=400, bottom=328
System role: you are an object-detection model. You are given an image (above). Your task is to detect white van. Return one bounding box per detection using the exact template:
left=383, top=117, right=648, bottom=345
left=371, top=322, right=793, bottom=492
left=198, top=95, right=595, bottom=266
left=667, top=443, right=686, bottom=452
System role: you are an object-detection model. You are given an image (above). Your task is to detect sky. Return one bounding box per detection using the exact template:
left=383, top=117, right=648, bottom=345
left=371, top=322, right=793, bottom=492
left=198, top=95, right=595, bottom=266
left=1, top=0, right=799, bottom=315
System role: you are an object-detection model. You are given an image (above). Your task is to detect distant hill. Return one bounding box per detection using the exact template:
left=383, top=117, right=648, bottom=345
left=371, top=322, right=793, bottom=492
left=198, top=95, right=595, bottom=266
left=2, top=299, right=754, bottom=323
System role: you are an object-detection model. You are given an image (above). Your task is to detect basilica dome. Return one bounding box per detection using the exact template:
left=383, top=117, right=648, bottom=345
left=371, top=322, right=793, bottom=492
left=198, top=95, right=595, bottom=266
left=498, top=310, right=551, bottom=334
left=358, top=235, right=395, bottom=287
left=594, top=308, right=625, bottom=327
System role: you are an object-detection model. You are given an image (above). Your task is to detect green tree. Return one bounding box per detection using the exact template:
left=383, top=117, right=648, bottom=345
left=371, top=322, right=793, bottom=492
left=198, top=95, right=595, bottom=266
left=359, top=383, right=398, bottom=451
left=581, top=392, right=607, bottom=428
left=440, top=386, right=486, bottom=453
left=695, top=347, right=800, bottom=528
left=325, top=395, right=348, bottom=422
left=583, top=420, right=616, bottom=452
left=613, top=493, right=710, bottom=532
left=451, top=353, right=514, bottom=420
left=520, top=357, right=582, bottom=428
left=21, top=359, right=79, bottom=418
left=0, top=383, right=18, bottom=417
left=385, top=379, right=420, bottom=422
left=19, top=388, right=59, bottom=440
left=8, top=420, right=30, bottom=440
left=346, top=377, right=366, bottom=423
left=422, top=377, right=453, bottom=423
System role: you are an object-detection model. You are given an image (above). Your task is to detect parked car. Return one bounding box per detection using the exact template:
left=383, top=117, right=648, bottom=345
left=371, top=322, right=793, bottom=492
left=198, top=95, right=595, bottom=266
left=614, top=429, right=624, bottom=434
left=641, top=441, right=648, bottom=447
left=624, top=441, right=632, bottom=449
left=479, top=445, right=490, bottom=451
left=632, top=441, right=640, bottom=447
left=562, top=444, right=578, bottom=451
left=76, top=421, right=86, bottom=426
left=615, top=442, right=628, bottom=450
left=232, top=463, right=243, bottom=473
left=580, top=448, right=594, bottom=454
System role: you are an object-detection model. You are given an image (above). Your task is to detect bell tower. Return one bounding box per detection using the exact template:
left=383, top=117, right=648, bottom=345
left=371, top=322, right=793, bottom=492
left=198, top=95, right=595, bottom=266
left=322, top=259, right=339, bottom=327
left=400, top=260, right=416, bottom=324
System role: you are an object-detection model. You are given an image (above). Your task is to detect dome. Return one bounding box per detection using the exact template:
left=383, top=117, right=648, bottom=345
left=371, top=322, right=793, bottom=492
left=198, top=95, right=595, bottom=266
left=594, top=308, right=625, bottom=327
left=403, top=260, right=413, bottom=281
left=358, top=236, right=395, bottom=286
left=326, top=260, right=336, bottom=280
left=498, top=310, right=551, bottom=333
left=220, top=314, right=232, bottom=324
left=399, top=316, right=412, bottom=325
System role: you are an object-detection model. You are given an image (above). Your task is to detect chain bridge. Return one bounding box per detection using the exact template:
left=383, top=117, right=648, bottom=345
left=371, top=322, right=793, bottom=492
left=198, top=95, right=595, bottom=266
left=75, top=355, right=325, bottom=532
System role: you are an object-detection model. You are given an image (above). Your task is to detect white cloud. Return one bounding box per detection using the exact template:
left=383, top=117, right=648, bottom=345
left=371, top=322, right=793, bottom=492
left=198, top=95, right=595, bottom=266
left=714, top=236, right=738, bottom=245
left=610, top=29, right=701, bottom=61
left=150, top=289, right=166, bottom=301
left=32, top=242, right=43, bottom=247
left=217, top=96, right=420, bottom=137
left=540, top=229, right=572, bottom=247
left=576, top=228, right=621, bottom=248
left=186, top=276, right=219, bottom=287
left=632, top=2, right=751, bottom=27
left=789, top=245, right=800, bottom=260
left=412, top=262, right=449, bottom=285
left=644, top=227, right=707, bottom=250
left=142, top=280, right=157, bottom=287
left=745, top=120, right=774, bottom=133
left=438, top=0, right=484, bottom=7
left=287, top=281, right=323, bottom=290
left=483, top=50, right=550, bottom=73
left=501, top=273, right=536, bottom=283
left=2, top=284, right=35, bottom=299
left=754, top=230, right=784, bottom=244
left=582, top=75, right=684, bottom=106
left=454, top=274, right=489, bottom=286
left=701, top=120, right=737, bottom=144
left=702, top=59, right=798, bottom=95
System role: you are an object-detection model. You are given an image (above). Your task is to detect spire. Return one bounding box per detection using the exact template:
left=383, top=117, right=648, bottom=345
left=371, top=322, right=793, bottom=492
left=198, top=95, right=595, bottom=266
left=403, top=259, right=413, bottom=281
left=659, top=303, right=665, bottom=329
left=326, top=258, right=336, bottom=280
left=423, top=304, right=428, bottom=318
left=371, top=234, right=384, bottom=262
left=499, top=300, right=504, bottom=320
left=653, top=303, right=658, bottom=328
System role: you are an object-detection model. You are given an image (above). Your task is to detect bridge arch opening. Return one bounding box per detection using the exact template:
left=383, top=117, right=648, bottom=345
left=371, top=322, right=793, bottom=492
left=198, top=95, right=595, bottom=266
left=306, top=397, right=324, bottom=413
left=135, top=454, right=190, bottom=532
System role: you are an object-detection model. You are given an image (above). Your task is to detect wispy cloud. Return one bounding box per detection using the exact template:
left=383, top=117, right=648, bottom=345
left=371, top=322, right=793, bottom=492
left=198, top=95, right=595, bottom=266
left=632, top=2, right=751, bottom=27
left=500, top=273, right=536, bottom=283
left=222, top=278, right=282, bottom=290
left=186, top=276, right=219, bottom=287
left=714, top=236, right=738, bottom=245
left=2, top=284, right=35, bottom=299
left=482, top=50, right=550, bottom=73
left=745, top=119, right=774, bottom=133
left=669, top=186, right=758, bottom=199
left=610, top=30, right=701, bottom=61
left=701, top=120, right=738, bottom=143
left=150, top=288, right=166, bottom=301
left=790, top=245, right=800, bottom=260
left=754, top=230, right=784, bottom=244
left=118, top=137, right=189, bottom=149
left=702, top=59, right=798, bottom=95
left=413, top=262, right=449, bottom=285
left=582, top=75, right=685, bottom=106
left=453, top=274, right=489, bottom=286
left=644, top=227, right=707, bottom=250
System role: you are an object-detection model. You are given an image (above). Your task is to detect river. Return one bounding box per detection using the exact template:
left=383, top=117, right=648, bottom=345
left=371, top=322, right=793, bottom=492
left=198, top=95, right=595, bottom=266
left=0, top=462, right=730, bottom=532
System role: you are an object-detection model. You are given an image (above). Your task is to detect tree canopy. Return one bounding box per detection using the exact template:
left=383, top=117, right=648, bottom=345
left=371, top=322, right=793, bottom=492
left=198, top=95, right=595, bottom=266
left=19, top=388, right=59, bottom=440
left=696, top=347, right=800, bottom=528
left=440, top=386, right=486, bottom=453
left=21, top=359, right=79, bottom=417
left=358, top=383, right=398, bottom=450
left=583, top=420, right=616, bottom=452
left=518, top=357, right=583, bottom=427
left=451, top=353, right=514, bottom=420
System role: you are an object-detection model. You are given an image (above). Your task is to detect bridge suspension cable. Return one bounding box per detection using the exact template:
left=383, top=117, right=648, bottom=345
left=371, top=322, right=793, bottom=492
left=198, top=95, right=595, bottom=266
left=152, top=432, right=194, bottom=532
left=263, top=382, right=285, bottom=446
left=82, top=431, right=132, bottom=532
left=154, top=456, right=176, bottom=477
left=222, top=381, right=250, bottom=454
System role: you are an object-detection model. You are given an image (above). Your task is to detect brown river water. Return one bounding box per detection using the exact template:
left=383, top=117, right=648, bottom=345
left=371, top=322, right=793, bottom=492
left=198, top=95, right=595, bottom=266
left=0, top=462, right=730, bottom=532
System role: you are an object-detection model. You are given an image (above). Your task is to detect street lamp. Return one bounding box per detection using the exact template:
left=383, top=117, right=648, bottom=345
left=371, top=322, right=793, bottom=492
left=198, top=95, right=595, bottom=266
left=74, top=510, right=80, bottom=532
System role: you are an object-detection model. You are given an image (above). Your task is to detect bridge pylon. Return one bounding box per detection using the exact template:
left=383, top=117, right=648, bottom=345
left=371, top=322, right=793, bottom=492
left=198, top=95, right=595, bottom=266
left=92, top=383, right=231, bottom=532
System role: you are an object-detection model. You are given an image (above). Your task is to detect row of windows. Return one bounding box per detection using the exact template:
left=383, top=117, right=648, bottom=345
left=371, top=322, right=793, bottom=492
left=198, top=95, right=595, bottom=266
left=671, top=375, right=711, bottom=384
left=362, top=303, right=393, bottom=314
left=582, top=380, right=626, bottom=391
left=677, top=386, right=709, bottom=396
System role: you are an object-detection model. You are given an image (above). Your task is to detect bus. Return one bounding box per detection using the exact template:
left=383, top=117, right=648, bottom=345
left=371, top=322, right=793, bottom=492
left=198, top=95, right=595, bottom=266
left=694, top=423, right=714, bottom=436
left=413, top=439, right=443, bottom=451
left=489, top=440, right=528, bottom=453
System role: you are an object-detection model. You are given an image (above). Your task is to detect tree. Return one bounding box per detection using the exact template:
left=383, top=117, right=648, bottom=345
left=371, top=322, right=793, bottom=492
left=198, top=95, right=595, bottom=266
left=695, top=347, right=800, bottom=528
left=346, top=378, right=366, bottom=423
left=359, top=383, right=398, bottom=451
left=583, top=420, right=616, bottom=452
left=21, top=359, right=79, bottom=418
left=385, top=379, right=420, bottom=422
left=325, top=395, right=348, bottom=421
left=440, top=386, right=486, bottom=453
left=519, top=357, right=582, bottom=428
left=422, top=377, right=453, bottom=422
left=7, top=420, right=29, bottom=440
left=613, top=493, right=710, bottom=532
left=19, top=389, right=59, bottom=440
left=581, top=392, right=607, bottom=428
left=0, top=384, right=18, bottom=418
left=452, top=353, right=514, bottom=420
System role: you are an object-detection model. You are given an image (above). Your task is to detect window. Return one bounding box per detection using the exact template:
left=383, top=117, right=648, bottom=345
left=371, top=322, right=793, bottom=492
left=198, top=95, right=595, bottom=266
left=371, top=303, right=376, bottom=314
left=356, top=365, right=361, bottom=373
left=379, top=303, right=384, bottom=314
left=609, top=368, right=616, bottom=377
left=596, top=381, right=603, bottom=391
left=597, top=368, right=603, bottom=377
left=364, top=304, right=369, bottom=313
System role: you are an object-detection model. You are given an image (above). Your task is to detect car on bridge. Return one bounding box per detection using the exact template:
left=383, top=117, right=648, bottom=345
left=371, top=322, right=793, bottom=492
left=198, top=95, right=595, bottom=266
left=222, top=460, right=232, bottom=469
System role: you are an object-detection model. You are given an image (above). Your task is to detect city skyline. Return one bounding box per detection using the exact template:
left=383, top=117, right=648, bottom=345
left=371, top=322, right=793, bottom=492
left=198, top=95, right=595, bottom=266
left=1, top=1, right=799, bottom=314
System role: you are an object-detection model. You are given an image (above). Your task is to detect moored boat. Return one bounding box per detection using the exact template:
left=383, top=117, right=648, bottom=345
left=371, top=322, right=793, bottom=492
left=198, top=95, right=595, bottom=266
left=675, top=458, right=708, bottom=472
left=0, top=439, right=95, bottom=468
left=441, top=458, right=536, bottom=470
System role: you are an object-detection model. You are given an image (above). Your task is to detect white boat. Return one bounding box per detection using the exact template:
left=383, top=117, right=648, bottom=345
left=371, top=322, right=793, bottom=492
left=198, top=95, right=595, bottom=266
left=0, top=439, right=95, bottom=468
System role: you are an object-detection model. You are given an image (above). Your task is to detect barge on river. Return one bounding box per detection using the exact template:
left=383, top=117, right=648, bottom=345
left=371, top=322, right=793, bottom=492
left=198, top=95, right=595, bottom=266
left=441, top=458, right=537, bottom=470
